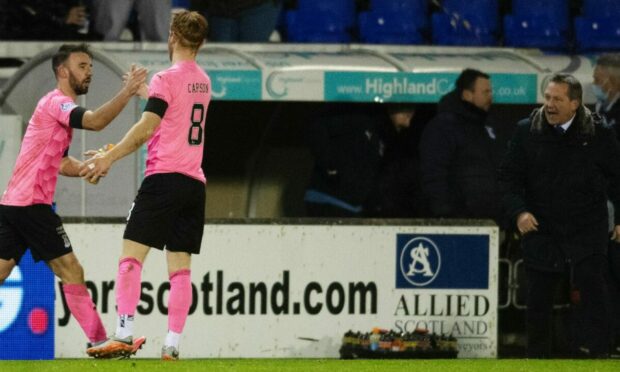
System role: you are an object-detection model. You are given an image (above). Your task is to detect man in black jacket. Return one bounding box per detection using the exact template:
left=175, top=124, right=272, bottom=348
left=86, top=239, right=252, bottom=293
left=499, top=73, right=620, bottom=358
left=592, top=53, right=620, bottom=355
left=303, top=104, right=384, bottom=217
left=419, top=68, right=499, bottom=221
left=593, top=54, right=620, bottom=132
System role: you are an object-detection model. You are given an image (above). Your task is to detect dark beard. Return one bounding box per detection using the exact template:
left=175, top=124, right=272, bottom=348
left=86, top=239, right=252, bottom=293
left=69, top=73, right=89, bottom=95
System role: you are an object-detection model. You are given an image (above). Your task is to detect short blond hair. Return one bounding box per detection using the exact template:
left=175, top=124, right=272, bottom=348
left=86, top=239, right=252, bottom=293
left=171, top=10, right=208, bottom=52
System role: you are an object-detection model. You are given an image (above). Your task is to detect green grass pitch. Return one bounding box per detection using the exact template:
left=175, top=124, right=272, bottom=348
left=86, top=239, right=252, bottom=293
left=1, top=359, right=619, bottom=372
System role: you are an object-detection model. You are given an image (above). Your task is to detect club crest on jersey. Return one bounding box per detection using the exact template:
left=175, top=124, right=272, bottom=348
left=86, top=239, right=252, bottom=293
left=60, top=102, right=77, bottom=112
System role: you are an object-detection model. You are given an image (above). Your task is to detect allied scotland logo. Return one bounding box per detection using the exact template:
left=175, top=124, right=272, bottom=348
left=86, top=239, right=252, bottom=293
left=399, top=237, right=441, bottom=286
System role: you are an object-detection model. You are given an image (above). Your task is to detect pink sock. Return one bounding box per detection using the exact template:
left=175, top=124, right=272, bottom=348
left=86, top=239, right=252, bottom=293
left=116, top=257, right=143, bottom=316
left=168, top=269, right=192, bottom=333
left=62, top=284, right=107, bottom=343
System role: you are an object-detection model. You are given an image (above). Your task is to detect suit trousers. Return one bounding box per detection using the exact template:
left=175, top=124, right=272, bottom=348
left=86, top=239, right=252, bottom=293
left=526, top=254, right=610, bottom=358
left=608, top=242, right=620, bottom=349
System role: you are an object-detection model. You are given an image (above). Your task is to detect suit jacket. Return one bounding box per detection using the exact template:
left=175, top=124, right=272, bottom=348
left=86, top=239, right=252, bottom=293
left=499, top=105, right=620, bottom=270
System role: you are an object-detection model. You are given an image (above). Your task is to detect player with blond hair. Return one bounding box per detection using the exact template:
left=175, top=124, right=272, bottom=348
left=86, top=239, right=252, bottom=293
left=83, top=11, right=210, bottom=360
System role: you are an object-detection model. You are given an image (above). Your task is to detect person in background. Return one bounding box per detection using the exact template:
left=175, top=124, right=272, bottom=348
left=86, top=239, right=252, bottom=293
left=592, top=53, right=620, bottom=356
left=593, top=54, right=620, bottom=134
left=419, top=68, right=500, bottom=222
left=499, top=73, right=620, bottom=358
left=303, top=104, right=384, bottom=217
left=90, top=0, right=171, bottom=41
left=194, top=0, right=282, bottom=42
left=0, top=0, right=99, bottom=40
left=367, top=103, right=422, bottom=218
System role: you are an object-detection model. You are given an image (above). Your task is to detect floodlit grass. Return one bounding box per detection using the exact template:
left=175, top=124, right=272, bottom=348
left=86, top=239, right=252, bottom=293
left=0, top=359, right=619, bottom=372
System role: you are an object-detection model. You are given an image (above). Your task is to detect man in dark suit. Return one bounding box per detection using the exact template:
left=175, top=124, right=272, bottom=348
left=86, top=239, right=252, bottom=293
left=499, top=73, right=620, bottom=358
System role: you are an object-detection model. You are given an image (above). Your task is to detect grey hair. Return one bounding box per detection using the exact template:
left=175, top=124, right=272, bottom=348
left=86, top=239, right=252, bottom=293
left=596, top=53, right=620, bottom=79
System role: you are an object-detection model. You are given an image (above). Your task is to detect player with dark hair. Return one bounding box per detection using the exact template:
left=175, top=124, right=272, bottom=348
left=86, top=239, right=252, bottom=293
left=83, top=11, right=210, bottom=360
left=0, top=43, right=147, bottom=356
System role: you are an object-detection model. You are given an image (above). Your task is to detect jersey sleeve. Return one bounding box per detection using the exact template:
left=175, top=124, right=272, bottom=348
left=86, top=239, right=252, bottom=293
left=49, top=96, right=80, bottom=128
left=148, top=72, right=172, bottom=105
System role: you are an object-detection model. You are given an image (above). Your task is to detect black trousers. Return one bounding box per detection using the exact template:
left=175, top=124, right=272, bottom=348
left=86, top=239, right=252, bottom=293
left=526, top=254, right=610, bottom=358
left=608, top=242, right=620, bottom=350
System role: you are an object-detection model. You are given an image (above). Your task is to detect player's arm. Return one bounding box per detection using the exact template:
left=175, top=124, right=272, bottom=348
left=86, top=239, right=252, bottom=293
left=80, top=111, right=162, bottom=183
left=59, top=155, right=83, bottom=177
left=80, top=65, right=147, bottom=131
left=107, top=111, right=162, bottom=163
left=106, top=96, right=168, bottom=161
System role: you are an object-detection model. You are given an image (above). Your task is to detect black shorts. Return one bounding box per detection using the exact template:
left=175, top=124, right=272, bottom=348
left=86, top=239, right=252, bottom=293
left=0, top=204, right=73, bottom=263
left=124, top=173, right=205, bottom=254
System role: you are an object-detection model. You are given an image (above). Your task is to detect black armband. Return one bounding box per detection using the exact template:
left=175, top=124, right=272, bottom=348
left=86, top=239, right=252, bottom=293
left=69, top=106, right=86, bottom=129
left=144, top=97, right=168, bottom=118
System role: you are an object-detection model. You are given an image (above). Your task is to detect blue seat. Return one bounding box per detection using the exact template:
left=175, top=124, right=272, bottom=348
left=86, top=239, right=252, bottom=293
left=504, top=14, right=569, bottom=50
left=512, top=0, right=568, bottom=24
left=431, top=0, right=499, bottom=46
left=285, top=0, right=355, bottom=43
left=359, top=11, right=425, bottom=44
left=582, top=0, right=620, bottom=18
left=358, top=0, right=427, bottom=44
left=369, top=0, right=428, bottom=29
left=503, top=0, right=569, bottom=50
left=172, top=0, right=190, bottom=9
left=575, top=0, right=620, bottom=51
left=574, top=16, right=620, bottom=52
left=295, top=0, right=356, bottom=27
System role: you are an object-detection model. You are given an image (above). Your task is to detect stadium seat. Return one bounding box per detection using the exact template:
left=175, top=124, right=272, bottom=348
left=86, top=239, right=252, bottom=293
left=285, top=0, right=355, bottom=43
left=582, top=0, right=620, bottom=18
left=503, top=0, right=570, bottom=51
left=574, top=17, right=620, bottom=52
left=574, top=0, right=620, bottom=52
left=172, top=0, right=190, bottom=10
left=358, top=0, right=428, bottom=44
left=504, top=15, right=569, bottom=50
left=431, top=0, right=499, bottom=46
left=511, top=0, right=569, bottom=26
left=296, top=0, right=356, bottom=26
left=369, top=0, right=428, bottom=29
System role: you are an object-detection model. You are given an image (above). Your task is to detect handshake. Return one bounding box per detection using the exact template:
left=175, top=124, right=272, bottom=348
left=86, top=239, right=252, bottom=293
left=80, top=144, right=114, bottom=184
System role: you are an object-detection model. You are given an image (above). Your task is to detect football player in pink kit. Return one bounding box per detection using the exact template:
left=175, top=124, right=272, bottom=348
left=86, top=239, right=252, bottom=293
left=0, top=44, right=147, bottom=356
left=82, top=11, right=210, bottom=360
